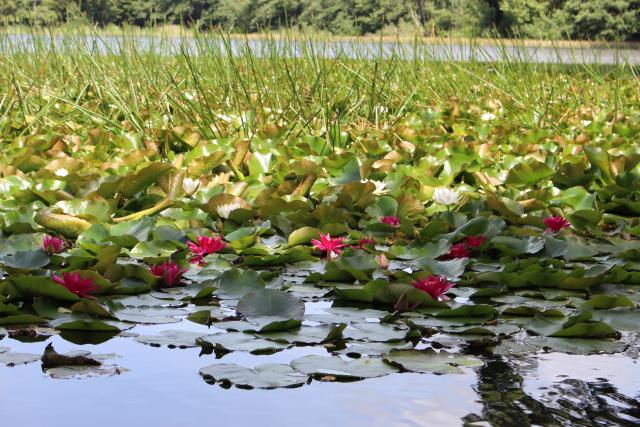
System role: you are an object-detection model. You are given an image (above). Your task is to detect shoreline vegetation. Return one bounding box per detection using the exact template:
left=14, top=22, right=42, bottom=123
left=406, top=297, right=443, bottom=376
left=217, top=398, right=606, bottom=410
left=1, top=0, right=639, bottom=42
left=2, top=24, right=640, bottom=50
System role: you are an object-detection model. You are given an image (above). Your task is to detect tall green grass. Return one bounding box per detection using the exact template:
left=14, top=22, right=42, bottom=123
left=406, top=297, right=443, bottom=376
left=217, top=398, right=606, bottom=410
left=0, top=25, right=638, bottom=143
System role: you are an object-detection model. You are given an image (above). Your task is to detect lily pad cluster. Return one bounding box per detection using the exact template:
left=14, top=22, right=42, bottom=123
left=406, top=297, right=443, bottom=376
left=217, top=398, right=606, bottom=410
left=0, top=83, right=639, bottom=388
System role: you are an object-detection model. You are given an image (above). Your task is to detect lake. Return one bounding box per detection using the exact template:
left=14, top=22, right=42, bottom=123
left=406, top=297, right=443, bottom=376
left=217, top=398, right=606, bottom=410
left=1, top=299, right=639, bottom=427
left=1, top=34, right=639, bottom=64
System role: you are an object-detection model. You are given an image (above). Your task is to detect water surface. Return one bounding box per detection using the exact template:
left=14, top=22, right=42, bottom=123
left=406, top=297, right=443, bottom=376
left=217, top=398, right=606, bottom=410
left=1, top=34, right=638, bottom=65
left=1, top=309, right=639, bottom=427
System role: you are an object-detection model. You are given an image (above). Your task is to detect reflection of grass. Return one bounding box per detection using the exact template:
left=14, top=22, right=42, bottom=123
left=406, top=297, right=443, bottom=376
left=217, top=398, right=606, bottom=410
left=0, top=24, right=637, bottom=141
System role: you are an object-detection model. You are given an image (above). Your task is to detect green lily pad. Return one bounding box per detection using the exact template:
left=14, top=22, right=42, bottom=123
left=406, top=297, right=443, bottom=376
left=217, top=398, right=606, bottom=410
left=337, top=341, right=415, bottom=357
left=51, top=319, right=121, bottom=332
left=260, top=324, right=346, bottom=344
left=110, top=305, right=188, bottom=324
left=200, top=363, right=307, bottom=389
left=411, top=258, right=468, bottom=279
left=236, top=289, right=305, bottom=320
left=197, top=332, right=288, bottom=355
left=582, top=294, right=636, bottom=310
left=0, top=249, right=50, bottom=270
left=129, top=240, right=180, bottom=260
left=0, top=314, right=46, bottom=326
left=505, top=160, right=555, bottom=187
left=8, top=275, right=80, bottom=302
left=215, top=268, right=266, bottom=299
left=288, top=226, right=323, bottom=246
left=493, top=336, right=625, bottom=355
left=135, top=330, right=206, bottom=348
left=342, top=322, right=409, bottom=342
left=291, top=355, right=398, bottom=379
left=383, top=348, right=482, bottom=374
left=491, top=236, right=544, bottom=256
left=590, top=308, right=640, bottom=332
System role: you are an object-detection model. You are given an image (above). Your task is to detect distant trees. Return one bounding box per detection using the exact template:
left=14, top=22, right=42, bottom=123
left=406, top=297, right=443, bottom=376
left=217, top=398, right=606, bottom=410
left=1, top=0, right=639, bottom=41
left=563, top=0, right=640, bottom=40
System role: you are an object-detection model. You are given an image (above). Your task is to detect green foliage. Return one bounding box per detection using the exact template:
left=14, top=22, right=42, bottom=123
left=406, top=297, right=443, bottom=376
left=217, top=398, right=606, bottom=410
left=1, top=0, right=639, bottom=39
left=563, top=0, right=640, bottom=41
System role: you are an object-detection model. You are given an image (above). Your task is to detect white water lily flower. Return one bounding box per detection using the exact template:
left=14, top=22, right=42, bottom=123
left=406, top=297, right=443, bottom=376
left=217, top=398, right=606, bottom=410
left=433, top=188, right=459, bottom=206
left=481, top=112, right=496, bottom=122
left=55, top=168, right=69, bottom=177
left=183, top=177, right=200, bottom=196
left=361, top=179, right=388, bottom=195
left=217, top=201, right=244, bottom=219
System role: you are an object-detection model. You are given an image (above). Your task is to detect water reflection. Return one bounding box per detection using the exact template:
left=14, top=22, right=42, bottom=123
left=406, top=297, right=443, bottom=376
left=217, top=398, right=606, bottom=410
left=466, top=356, right=640, bottom=426
left=1, top=326, right=640, bottom=426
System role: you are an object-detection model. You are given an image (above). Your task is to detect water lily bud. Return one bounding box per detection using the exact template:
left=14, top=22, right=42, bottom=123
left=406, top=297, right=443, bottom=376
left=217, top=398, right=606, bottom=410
left=376, top=253, right=389, bottom=270
left=183, top=177, right=200, bottom=196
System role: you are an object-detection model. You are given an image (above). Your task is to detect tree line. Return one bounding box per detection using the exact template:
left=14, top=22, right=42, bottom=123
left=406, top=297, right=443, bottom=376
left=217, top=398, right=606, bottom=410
left=1, top=0, right=639, bottom=41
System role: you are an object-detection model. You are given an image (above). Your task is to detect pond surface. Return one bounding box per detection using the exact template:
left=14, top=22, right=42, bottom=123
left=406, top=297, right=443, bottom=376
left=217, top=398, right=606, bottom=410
left=1, top=300, right=639, bottom=427
left=1, top=34, right=639, bottom=65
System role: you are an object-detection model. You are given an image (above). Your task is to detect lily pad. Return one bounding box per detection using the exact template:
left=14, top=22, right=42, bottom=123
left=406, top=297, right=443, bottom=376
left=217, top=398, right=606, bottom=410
left=236, top=289, right=305, bottom=320
left=493, top=336, right=625, bottom=355
left=1, top=249, right=50, bottom=270
left=197, top=332, right=288, bottom=355
left=291, top=355, right=398, bottom=379
left=260, top=324, right=346, bottom=344
left=0, top=350, right=40, bottom=366
left=135, top=330, right=206, bottom=348
left=200, top=363, right=307, bottom=389
left=215, top=268, right=266, bottom=299
left=337, top=341, right=415, bottom=357
left=383, top=348, right=482, bottom=374
left=342, top=322, right=409, bottom=342
left=110, top=305, right=188, bottom=324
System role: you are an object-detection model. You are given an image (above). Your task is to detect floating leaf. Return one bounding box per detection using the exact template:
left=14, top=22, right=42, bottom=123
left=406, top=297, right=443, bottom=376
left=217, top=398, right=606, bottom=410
left=197, top=332, right=288, bottom=355
left=8, top=275, right=80, bottom=302
left=0, top=350, right=41, bottom=366
left=236, top=289, right=305, bottom=320
left=215, top=268, right=265, bottom=299
left=135, top=330, right=206, bottom=348
left=0, top=249, right=50, bottom=270
left=291, top=355, right=398, bottom=379
left=200, top=363, right=307, bottom=389
left=383, top=348, right=482, bottom=374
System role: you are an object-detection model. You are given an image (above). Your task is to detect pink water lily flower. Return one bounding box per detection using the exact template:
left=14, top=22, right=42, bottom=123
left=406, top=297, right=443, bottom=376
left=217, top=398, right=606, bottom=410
left=42, top=235, right=65, bottom=254
left=188, top=235, right=226, bottom=265
left=380, top=216, right=400, bottom=227
left=444, top=243, right=472, bottom=259
left=464, top=235, right=487, bottom=248
left=412, top=275, right=455, bottom=301
left=150, top=261, right=188, bottom=288
left=311, top=233, right=347, bottom=258
left=52, top=272, right=98, bottom=299
left=544, top=216, right=571, bottom=233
